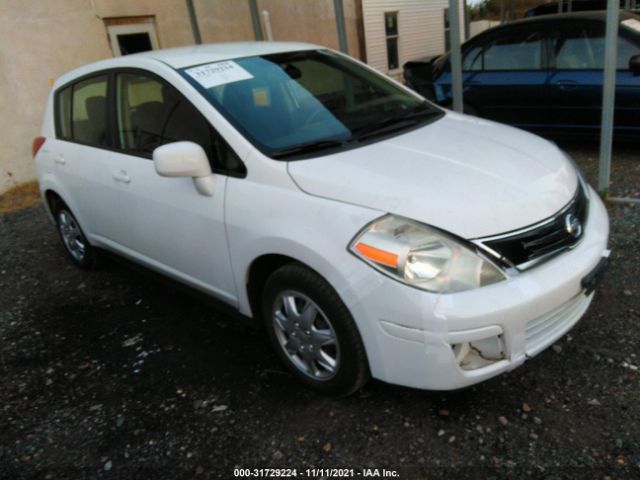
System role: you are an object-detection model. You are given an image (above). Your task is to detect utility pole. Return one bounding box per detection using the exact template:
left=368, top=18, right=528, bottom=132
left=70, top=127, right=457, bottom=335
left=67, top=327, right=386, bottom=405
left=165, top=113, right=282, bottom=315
left=333, top=0, right=349, bottom=53
left=598, top=0, right=620, bottom=194
left=448, top=0, right=463, bottom=112
left=249, top=0, right=263, bottom=40
left=186, top=0, right=202, bottom=44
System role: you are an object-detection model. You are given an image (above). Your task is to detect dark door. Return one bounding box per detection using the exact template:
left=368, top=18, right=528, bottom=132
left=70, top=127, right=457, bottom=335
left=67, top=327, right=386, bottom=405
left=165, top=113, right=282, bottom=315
left=439, top=26, right=552, bottom=128
left=549, top=20, right=640, bottom=135
left=614, top=26, right=640, bottom=134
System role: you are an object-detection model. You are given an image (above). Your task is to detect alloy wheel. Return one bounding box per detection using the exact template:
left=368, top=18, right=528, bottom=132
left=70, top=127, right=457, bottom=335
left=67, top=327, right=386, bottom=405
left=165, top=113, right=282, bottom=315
left=271, top=290, right=340, bottom=380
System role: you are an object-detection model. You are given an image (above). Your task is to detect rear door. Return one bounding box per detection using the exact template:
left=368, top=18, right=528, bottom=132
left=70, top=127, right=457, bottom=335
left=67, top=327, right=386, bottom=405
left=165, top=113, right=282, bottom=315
left=52, top=73, right=122, bottom=239
left=614, top=24, right=640, bottom=134
left=549, top=19, right=640, bottom=134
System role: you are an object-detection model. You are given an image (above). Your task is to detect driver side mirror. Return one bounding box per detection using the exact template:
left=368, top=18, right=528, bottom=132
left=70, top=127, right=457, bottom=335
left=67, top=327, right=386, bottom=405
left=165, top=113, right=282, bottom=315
left=153, top=141, right=215, bottom=196
left=630, top=54, right=640, bottom=75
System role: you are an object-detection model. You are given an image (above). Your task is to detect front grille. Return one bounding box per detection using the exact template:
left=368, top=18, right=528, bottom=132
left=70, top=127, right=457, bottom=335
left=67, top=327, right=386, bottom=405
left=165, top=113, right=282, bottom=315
left=479, top=183, right=589, bottom=270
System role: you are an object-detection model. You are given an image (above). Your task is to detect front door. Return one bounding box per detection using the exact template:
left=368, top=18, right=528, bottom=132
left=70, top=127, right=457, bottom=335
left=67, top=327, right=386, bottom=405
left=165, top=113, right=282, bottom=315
left=458, top=27, right=552, bottom=128
left=104, top=70, right=239, bottom=304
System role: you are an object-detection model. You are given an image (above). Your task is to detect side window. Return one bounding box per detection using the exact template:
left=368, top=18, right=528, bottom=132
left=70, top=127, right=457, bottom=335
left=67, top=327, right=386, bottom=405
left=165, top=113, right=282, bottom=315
left=555, top=25, right=603, bottom=69
left=482, top=31, right=543, bottom=71
left=70, top=75, right=109, bottom=146
left=55, top=87, right=72, bottom=138
left=555, top=24, right=640, bottom=70
left=116, top=73, right=244, bottom=176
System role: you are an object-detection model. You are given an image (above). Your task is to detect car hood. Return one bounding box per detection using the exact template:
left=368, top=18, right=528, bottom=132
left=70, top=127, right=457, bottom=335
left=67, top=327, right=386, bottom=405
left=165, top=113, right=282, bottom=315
left=287, top=112, right=578, bottom=239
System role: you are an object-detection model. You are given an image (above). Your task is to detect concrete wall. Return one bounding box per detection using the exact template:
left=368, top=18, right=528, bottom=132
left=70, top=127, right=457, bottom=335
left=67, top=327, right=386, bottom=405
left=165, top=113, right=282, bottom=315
left=0, top=0, right=363, bottom=194
left=257, top=0, right=364, bottom=59
left=0, top=0, right=195, bottom=194
left=195, top=0, right=255, bottom=43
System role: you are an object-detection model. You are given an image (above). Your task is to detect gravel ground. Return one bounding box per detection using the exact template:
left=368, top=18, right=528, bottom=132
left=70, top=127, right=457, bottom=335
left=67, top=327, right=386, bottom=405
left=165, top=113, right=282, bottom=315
left=1, top=147, right=638, bottom=479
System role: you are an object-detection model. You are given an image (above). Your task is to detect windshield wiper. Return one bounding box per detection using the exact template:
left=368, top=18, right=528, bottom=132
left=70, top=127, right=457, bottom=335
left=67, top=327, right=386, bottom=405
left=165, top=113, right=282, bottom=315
left=270, top=139, right=348, bottom=159
left=351, top=108, right=442, bottom=142
left=270, top=107, right=441, bottom=159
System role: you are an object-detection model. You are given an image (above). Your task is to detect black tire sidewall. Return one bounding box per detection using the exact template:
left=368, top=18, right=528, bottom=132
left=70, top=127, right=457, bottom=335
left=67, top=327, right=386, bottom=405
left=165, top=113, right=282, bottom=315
left=262, top=263, right=369, bottom=396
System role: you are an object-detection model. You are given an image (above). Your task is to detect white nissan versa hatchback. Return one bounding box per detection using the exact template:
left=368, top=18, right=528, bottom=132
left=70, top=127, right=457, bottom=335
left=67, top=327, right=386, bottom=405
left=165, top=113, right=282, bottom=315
left=34, top=42, right=610, bottom=395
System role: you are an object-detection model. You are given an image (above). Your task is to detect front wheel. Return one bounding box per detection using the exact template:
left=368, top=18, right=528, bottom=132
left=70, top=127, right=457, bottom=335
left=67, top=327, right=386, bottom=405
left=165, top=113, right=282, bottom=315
left=262, top=263, right=370, bottom=396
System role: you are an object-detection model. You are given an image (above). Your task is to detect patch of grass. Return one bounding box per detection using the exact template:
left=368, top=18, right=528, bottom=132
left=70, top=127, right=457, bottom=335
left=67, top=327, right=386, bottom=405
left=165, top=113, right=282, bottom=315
left=0, top=181, right=41, bottom=213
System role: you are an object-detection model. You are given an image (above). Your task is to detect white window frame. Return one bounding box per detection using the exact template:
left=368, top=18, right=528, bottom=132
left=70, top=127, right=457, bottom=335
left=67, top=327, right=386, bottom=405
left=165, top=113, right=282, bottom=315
left=107, top=23, right=159, bottom=57
left=384, top=11, right=400, bottom=73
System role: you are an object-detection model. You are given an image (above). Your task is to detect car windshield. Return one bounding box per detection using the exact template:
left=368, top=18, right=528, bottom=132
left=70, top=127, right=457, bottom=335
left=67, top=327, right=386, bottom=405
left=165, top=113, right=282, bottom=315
left=179, top=49, right=443, bottom=159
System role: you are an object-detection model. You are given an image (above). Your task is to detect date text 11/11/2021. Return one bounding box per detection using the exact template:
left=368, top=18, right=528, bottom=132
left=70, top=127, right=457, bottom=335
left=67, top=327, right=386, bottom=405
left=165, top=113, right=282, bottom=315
left=233, top=467, right=400, bottom=478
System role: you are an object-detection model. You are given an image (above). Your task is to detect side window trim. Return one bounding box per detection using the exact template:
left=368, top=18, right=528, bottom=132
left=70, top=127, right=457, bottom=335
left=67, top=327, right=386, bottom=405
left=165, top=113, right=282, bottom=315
left=107, top=72, right=119, bottom=152
left=54, top=86, right=72, bottom=140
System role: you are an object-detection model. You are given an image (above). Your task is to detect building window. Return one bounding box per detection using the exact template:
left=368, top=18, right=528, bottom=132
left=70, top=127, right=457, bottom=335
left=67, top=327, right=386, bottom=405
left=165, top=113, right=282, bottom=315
left=105, top=17, right=159, bottom=56
left=444, top=8, right=450, bottom=51
left=385, top=12, right=399, bottom=70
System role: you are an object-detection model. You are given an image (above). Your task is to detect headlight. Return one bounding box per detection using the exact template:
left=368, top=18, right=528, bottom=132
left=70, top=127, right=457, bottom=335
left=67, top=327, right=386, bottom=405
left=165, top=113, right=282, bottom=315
left=349, top=215, right=506, bottom=293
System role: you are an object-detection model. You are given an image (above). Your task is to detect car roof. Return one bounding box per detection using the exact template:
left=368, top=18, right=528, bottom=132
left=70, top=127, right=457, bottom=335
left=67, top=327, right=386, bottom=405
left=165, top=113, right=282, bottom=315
left=56, top=41, right=321, bottom=86
left=131, top=41, right=320, bottom=68
left=493, top=9, right=638, bottom=29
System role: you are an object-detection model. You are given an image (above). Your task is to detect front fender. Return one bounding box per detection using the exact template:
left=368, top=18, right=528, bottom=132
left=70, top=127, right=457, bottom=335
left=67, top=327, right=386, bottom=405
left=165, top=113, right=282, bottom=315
left=224, top=177, right=383, bottom=318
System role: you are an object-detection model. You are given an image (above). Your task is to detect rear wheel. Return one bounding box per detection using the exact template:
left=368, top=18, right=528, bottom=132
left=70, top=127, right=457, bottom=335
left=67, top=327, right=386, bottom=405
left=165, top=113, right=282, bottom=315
left=54, top=206, right=100, bottom=269
left=262, top=263, right=369, bottom=395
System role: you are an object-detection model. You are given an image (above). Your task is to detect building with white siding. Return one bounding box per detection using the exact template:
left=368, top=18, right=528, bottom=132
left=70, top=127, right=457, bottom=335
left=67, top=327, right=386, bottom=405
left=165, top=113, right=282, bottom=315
left=362, top=0, right=466, bottom=79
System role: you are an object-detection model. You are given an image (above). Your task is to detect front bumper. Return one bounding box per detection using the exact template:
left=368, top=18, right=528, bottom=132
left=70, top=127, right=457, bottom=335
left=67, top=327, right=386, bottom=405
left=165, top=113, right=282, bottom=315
left=344, top=188, right=610, bottom=390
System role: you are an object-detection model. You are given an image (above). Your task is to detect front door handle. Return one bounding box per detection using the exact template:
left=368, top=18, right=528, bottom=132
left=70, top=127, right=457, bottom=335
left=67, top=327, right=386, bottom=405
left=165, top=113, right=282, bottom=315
left=112, top=171, right=131, bottom=184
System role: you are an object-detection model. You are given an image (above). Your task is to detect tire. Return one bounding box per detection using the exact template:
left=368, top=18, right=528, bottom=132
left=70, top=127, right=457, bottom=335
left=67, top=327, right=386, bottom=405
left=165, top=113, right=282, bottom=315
left=262, top=263, right=370, bottom=396
left=53, top=205, right=101, bottom=270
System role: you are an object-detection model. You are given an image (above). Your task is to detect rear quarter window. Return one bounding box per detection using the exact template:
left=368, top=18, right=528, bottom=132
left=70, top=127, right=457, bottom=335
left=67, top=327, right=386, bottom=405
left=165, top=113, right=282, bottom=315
left=55, top=87, right=72, bottom=138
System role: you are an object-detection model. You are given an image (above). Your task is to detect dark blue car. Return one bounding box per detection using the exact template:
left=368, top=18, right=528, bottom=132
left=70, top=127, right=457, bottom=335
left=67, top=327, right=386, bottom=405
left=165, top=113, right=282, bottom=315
left=403, top=11, right=640, bottom=136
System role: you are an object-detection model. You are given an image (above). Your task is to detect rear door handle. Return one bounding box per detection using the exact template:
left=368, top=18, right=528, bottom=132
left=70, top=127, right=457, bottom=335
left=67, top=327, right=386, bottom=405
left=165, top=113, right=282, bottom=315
left=112, top=171, right=131, bottom=184
left=554, top=80, right=578, bottom=90
left=54, top=155, right=66, bottom=165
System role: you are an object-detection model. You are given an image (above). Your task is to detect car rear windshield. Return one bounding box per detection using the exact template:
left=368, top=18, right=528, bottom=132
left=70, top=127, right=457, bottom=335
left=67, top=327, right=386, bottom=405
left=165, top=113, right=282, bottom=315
left=179, top=50, right=443, bottom=159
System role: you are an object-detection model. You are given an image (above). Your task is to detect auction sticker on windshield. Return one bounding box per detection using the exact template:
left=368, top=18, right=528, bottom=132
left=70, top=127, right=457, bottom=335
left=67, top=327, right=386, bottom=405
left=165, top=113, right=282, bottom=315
left=184, top=61, right=253, bottom=89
